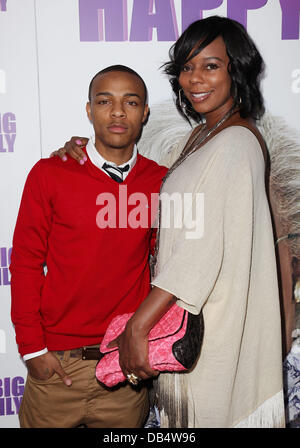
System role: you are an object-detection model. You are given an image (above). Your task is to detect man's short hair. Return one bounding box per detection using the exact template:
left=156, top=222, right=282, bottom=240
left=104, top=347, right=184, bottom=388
left=88, top=65, right=148, bottom=104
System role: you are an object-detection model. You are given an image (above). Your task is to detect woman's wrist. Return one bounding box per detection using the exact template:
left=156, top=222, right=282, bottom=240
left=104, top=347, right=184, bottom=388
left=126, top=313, right=150, bottom=337
left=127, top=288, right=176, bottom=337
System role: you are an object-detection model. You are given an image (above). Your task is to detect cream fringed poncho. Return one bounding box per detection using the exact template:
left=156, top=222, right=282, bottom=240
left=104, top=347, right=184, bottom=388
left=151, top=126, right=285, bottom=428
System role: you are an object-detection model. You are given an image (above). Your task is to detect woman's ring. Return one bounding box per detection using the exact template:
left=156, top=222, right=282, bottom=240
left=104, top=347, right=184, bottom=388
left=127, top=373, right=139, bottom=386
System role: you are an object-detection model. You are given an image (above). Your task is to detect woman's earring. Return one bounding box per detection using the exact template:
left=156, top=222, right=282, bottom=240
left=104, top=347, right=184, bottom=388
left=179, top=88, right=188, bottom=117
left=179, top=88, right=184, bottom=108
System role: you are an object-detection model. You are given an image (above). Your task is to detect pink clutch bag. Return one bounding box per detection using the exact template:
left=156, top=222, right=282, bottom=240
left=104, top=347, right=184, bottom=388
left=95, top=304, right=204, bottom=387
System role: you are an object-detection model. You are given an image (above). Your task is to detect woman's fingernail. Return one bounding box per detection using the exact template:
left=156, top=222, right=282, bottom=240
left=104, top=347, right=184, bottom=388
left=62, top=156, right=67, bottom=162
left=79, top=159, right=85, bottom=165
left=83, top=156, right=87, bottom=162
left=75, top=139, right=82, bottom=145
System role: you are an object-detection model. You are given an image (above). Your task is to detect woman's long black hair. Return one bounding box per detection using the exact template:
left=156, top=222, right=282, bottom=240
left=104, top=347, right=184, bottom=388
left=163, top=16, right=265, bottom=124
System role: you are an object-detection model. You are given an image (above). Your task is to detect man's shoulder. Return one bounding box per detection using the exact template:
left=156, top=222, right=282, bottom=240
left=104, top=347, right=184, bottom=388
left=30, top=156, right=77, bottom=175
left=25, top=157, right=81, bottom=191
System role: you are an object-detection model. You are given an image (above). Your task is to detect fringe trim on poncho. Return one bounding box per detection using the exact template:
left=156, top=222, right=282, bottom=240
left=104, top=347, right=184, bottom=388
left=150, top=375, right=285, bottom=428
left=150, top=373, right=188, bottom=428
left=234, top=390, right=286, bottom=428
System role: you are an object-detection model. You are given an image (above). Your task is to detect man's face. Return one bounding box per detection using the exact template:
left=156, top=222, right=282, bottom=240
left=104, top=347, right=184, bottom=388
left=86, top=71, right=149, bottom=155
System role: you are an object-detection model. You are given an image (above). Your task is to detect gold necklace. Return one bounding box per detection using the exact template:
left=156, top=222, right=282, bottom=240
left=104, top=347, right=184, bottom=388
left=164, top=106, right=237, bottom=182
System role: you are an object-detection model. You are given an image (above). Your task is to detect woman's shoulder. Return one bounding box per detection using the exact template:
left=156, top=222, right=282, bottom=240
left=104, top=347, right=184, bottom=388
left=216, top=124, right=262, bottom=143
left=197, top=124, right=265, bottom=180
left=211, top=125, right=264, bottom=160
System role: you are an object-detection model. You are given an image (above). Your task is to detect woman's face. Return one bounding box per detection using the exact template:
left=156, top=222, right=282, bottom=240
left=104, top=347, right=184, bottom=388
left=179, top=36, right=234, bottom=127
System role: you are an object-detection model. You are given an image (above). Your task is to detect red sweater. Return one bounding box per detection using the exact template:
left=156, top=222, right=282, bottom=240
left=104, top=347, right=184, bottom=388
left=10, top=152, right=167, bottom=357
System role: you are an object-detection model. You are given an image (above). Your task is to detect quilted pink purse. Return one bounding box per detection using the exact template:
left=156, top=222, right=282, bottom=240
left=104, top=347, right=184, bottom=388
left=95, top=304, right=204, bottom=387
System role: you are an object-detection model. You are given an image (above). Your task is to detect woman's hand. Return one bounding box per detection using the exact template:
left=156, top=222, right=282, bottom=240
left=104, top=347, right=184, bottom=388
left=109, top=320, right=159, bottom=382
left=50, top=137, right=89, bottom=164
left=108, top=286, right=176, bottom=384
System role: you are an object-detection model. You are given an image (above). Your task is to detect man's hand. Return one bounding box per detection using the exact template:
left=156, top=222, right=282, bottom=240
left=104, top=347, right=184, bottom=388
left=26, top=352, right=72, bottom=387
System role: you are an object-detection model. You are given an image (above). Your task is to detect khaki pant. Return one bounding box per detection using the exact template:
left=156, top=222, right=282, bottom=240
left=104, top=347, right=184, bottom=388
left=19, top=351, right=149, bottom=428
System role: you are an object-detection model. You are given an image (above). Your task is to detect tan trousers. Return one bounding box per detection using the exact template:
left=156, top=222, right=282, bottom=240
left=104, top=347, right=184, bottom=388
left=19, top=351, right=149, bottom=428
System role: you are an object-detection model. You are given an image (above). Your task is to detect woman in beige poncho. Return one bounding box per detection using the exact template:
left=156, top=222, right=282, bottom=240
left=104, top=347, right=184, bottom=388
left=114, top=16, right=285, bottom=428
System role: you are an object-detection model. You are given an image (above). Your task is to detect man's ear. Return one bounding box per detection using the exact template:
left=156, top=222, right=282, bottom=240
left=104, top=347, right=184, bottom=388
left=86, top=102, right=92, bottom=123
left=142, top=104, right=149, bottom=123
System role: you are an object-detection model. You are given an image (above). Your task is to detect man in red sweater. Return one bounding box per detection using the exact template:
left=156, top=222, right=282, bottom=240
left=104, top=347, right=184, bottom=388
left=10, top=65, right=167, bottom=428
